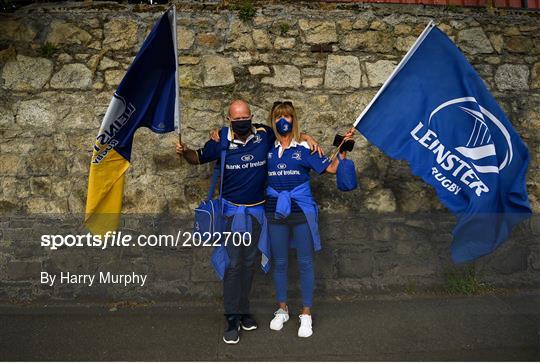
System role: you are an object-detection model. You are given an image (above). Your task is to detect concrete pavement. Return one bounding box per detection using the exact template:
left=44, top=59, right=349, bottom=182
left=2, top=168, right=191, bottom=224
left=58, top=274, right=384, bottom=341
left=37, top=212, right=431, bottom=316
left=0, top=291, right=539, bottom=361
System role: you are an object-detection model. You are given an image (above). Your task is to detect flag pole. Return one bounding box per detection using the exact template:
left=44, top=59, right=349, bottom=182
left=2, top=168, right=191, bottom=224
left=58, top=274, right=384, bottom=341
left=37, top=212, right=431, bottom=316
left=353, top=20, right=435, bottom=128
left=170, top=4, right=181, bottom=145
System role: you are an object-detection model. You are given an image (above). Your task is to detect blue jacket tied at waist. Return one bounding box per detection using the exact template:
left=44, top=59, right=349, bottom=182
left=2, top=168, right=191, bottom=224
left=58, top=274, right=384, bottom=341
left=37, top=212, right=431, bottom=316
left=211, top=199, right=270, bottom=280
left=267, top=181, right=322, bottom=252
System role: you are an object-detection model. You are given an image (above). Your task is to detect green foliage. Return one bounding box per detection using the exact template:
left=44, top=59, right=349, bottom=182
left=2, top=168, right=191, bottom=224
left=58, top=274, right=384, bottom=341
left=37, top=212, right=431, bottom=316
left=404, top=281, right=417, bottom=295
left=223, top=83, right=235, bottom=93
left=279, top=23, right=290, bottom=36
left=444, top=4, right=460, bottom=12
left=444, top=264, right=484, bottom=295
left=40, top=42, right=58, bottom=58
left=237, top=0, right=256, bottom=23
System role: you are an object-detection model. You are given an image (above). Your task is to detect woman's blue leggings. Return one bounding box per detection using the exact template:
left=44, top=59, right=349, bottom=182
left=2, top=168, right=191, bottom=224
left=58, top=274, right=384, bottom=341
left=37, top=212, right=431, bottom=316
left=268, top=222, right=314, bottom=308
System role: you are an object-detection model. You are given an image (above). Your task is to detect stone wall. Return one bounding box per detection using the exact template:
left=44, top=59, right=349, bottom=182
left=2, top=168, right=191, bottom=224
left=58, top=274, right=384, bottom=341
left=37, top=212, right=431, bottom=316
left=0, top=1, right=539, bottom=301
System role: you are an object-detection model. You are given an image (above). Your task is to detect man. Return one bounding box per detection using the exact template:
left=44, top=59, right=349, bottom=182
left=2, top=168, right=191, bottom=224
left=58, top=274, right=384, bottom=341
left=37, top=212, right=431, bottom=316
left=175, top=99, right=320, bottom=344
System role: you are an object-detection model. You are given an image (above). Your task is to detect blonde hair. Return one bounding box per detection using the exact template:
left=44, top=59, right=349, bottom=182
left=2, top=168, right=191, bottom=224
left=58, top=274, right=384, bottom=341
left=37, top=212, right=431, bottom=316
left=268, top=102, right=300, bottom=142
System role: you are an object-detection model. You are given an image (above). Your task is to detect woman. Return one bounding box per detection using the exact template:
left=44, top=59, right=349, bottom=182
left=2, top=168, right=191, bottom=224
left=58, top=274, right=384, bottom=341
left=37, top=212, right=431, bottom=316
left=266, top=101, right=353, bottom=338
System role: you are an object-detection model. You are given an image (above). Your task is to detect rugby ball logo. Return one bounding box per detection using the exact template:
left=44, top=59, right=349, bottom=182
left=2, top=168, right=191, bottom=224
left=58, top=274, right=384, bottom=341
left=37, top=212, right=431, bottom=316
left=428, top=97, right=513, bottom=174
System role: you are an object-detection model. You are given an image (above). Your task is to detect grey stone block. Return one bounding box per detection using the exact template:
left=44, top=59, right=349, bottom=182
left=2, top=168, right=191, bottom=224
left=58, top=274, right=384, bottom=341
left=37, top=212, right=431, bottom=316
left=6, top=260, right=41, bottom=281
left=3, top=228, right=33, bottom=242
left=490, top=246, right=529, bottom=275
left=191, top=248, right=217, bottom=282
left=528, top=246, right=540, bottom=271
left=337, top=247, right=374, bottom=278
left=9, top=219, right=38, bottom=228
left=149, top=254, right=191, bottom=281
left=314, top=248, right=336, bottom=279
left=44, top=249, right=91, bottom=274
left=531, top=215, right=540, bottom=236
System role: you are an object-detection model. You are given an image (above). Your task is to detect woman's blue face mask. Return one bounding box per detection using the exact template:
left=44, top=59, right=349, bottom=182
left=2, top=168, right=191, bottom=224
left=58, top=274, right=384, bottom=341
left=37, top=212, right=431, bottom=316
left=276, top=117, right=292, bottom=135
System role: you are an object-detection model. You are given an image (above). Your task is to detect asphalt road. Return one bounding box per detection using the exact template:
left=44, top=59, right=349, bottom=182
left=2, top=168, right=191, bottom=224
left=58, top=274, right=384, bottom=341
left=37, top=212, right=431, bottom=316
left=0, top=292, right=539, bottom=361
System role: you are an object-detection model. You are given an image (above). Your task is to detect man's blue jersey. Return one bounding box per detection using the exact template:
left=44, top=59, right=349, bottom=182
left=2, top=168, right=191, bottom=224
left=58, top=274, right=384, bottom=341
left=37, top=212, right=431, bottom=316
left=197, top=123, right=275, bottom=205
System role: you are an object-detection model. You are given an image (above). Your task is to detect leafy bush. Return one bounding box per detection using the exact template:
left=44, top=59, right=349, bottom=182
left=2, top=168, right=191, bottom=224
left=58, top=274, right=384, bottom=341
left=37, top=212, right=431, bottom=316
left=40, top=42, right=58, bottom=58
left=237, top=0, right=256, bottom=22
left=444, top=264, right=486, bottom=295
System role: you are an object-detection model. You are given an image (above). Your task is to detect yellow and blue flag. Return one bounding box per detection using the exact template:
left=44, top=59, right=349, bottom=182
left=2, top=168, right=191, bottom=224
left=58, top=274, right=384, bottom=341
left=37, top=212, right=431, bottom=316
left=354, top=22, right=531, bottom=263
left=85, top=7, right=179, bottom=235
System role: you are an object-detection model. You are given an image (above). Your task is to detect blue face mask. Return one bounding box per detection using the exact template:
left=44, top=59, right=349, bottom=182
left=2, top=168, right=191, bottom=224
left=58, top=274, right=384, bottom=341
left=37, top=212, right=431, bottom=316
left=276, top=117, right=292, bottom=135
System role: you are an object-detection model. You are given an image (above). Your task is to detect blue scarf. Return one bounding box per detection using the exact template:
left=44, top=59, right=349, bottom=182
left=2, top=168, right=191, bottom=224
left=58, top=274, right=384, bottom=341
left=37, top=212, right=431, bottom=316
left=266, top=181, right=322, bottom=251
left=211, top=199, right=269, bottom=280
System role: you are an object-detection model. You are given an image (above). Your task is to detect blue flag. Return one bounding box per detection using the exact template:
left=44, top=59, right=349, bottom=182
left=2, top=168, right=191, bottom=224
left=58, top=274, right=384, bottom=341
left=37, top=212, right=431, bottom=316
left=85, top=7, right=179, bottom=235
left=99, top=6, right=180, bottom=162
left=354, top=22, right=531, bottom=263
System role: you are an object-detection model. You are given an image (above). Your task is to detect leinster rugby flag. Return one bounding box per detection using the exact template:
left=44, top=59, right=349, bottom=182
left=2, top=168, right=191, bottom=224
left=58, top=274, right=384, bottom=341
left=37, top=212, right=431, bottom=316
left=354, top=21, right=531, bottom=263
left=85, top=7, right=180, bottom=235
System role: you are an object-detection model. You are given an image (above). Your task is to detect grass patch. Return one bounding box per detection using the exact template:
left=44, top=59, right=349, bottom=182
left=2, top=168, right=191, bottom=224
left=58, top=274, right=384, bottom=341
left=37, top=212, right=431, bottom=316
left=40, top=42, right=58, bottom=58
left=223, top=83, right=236, bottom=93
left=404, top=281, right=417, bottom=295
left=237, top=0, right=256, bottom=23
left=444, top=264, right=491, bottom=295
left=279, top=23, right=290, bottom=36
left=444, top=5, right=460, bottom=12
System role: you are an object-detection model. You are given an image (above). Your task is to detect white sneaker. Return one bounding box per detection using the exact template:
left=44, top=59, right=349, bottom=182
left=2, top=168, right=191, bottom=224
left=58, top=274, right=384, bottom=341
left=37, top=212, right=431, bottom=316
left=298, top=314, right=313, bottom=338
left=269, top=308, right=289, bottom=331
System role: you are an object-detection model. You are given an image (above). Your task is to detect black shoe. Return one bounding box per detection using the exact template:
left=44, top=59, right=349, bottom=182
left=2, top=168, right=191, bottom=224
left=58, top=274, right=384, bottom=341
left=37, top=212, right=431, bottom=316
left=241, top=314, right=258, bottom=331
left=223, top=317, right=240, bottom=344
